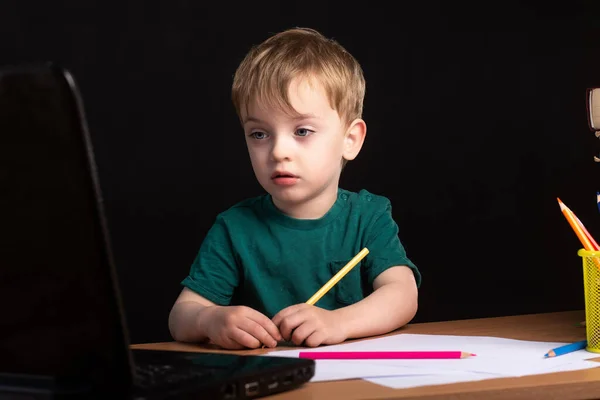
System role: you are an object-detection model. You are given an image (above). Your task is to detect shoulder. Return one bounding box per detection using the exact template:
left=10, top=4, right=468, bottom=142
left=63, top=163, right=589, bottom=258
left=213, top=194, right=268, bottom=226
left=340, top=188, right=392, bottom=211
left=201, top=195, right=267, bottom=242
left=338, top=188, right=397, bottom=233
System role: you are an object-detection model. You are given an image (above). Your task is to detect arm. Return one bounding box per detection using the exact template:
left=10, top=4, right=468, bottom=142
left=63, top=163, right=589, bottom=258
left=337, top=195, right=420, bottom=338
left=168, top=287, right=216, bottom=343
left=272, top=265, right=418, bottom=346
left=168, top=287, right=282, bottom=349
left=333, top=265, right=418, bottom=339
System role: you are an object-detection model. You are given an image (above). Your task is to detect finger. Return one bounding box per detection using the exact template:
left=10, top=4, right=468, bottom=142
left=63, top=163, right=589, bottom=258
left=219, top=338, right=245, bottom=350
left=304, top=330, right=326, bottom=348
left=228, top=327, right=262, bottom=349
left=291, top=321, right=317, bottom=346
left=246, top=311, right=283, bottom=342
left=239, top=318, right=280, bottom=348
left=272, top=304, right=301, bottom=326
left=215, top=331, right=247, bottom=350
left=278, top=313, right=306, bottom=341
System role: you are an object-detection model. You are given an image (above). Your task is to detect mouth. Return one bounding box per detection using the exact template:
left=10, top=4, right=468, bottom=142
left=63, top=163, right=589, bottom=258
left=271, top=172, right=298, bottom=179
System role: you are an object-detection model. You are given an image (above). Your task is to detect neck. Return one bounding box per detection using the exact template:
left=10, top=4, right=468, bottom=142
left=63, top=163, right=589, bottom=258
left=272, top=186, right=339, bottom=219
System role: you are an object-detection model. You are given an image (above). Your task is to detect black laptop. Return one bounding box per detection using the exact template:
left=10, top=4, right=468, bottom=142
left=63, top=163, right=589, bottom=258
left=0, top=64, right=314, bottom=399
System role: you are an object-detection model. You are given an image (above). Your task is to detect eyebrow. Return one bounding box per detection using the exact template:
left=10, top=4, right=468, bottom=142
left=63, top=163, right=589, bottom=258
left=243, top=116, right=265, bottom=125
left=243, top=113, right=320, bottom=125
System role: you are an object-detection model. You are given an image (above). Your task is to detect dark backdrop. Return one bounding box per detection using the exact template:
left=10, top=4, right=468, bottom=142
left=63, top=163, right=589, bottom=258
left=2, top=0, right=600, bottom=344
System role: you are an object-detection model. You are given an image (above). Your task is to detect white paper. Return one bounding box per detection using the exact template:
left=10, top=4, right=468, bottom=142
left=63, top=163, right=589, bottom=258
left=365, top=360, right=600, bottom=389
left=265, top=333, right=600, bottom=386
left=305, top=360, right=458, bottom=382
left=366, top=371, right=501, bottom=389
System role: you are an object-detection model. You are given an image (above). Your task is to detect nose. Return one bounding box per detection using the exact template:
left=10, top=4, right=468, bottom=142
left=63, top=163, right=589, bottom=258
left=270, top=135, right=293, bottom=162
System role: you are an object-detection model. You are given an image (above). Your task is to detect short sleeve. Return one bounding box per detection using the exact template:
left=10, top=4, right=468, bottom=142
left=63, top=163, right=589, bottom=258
left=181, top=216, right=240, bottom=305
left=363, top=199, right=421, bottom=288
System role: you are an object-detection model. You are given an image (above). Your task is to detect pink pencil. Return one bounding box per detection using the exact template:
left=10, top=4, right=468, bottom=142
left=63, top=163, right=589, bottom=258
left=298, top=351, right=476, bottom=360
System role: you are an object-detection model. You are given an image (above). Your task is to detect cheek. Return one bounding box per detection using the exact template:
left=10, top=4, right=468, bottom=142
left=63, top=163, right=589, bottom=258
left=308, top=144, right=343, bottom=170
left=323, top=138, right=346, bottom=162
left=247, top=145, right=265, bottom=160
left=247, top=147, right=270, bottom=173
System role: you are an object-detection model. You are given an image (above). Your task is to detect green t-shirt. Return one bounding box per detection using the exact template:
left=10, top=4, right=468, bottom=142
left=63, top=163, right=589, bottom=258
left=182, top=188, right=421, bottom=318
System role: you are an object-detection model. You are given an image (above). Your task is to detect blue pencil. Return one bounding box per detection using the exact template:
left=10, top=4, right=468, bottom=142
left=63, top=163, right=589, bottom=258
left=544, top=340, right=587, bottom=358
left=597, top=192, right=600, bottom=213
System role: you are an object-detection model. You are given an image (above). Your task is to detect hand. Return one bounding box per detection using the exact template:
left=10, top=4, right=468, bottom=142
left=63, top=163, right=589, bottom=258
left=201, top=305, right=282, bottom=350
left=272, top=304, right=347, bottom=347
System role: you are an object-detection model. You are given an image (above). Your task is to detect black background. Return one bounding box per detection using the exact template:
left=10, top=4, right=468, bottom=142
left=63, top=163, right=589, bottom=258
left=2, top=0, right=600, bottom=344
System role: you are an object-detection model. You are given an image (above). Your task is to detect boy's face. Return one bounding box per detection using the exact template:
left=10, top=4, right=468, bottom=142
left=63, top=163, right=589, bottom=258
left=241, top=77, right=364, bottom=217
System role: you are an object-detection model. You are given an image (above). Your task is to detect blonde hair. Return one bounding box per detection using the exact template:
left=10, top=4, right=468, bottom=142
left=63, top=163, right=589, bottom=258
left=232, top=27, right=365, bottom=126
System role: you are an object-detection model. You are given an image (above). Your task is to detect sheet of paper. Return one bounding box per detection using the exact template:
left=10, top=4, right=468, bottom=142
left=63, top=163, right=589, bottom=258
left=365, top=360, right=600, bottom=389
left=366, top=371, right=500, bottom=389
left=265, top=333, right=600, bottom=384
left=303, top=360, right=459, bottom=382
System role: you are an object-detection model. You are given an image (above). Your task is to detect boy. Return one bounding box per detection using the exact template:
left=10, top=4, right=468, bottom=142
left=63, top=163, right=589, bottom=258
left=168, top=27, right=421, bottom=350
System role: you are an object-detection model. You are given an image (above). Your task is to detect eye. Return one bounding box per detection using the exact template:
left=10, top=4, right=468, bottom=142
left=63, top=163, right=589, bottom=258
left=249, top=131, right=268, bottom=140
left=296, top=128, right=314, bottom=137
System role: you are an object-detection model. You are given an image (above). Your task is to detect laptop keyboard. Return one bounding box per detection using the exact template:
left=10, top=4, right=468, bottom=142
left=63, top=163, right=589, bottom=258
left=134, top=363, right=216, bottom=390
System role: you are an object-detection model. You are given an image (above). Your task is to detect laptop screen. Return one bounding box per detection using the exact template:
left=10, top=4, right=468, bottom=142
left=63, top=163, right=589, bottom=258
left=0, top=65, right=132, bottom=391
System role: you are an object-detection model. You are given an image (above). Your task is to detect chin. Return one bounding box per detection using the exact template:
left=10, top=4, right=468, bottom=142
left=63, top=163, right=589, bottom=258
left=270, top=190, right=306, bottom=203
left=266, top=186, right=309, bottom=204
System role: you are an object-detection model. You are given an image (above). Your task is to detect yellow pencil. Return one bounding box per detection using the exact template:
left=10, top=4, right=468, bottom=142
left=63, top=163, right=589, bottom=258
left=306, top=247, right=369, bottom=305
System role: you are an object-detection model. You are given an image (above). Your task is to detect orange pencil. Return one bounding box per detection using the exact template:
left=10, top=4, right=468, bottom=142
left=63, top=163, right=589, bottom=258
left=557, top=198, right=598, bottom=251
left=557, top=198, right=600, bottom=272
left=575, top=215, right=600, bottom=250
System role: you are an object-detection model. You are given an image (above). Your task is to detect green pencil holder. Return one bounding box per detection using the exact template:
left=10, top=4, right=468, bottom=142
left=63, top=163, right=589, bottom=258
left=578, top=249, right=600, bottom=353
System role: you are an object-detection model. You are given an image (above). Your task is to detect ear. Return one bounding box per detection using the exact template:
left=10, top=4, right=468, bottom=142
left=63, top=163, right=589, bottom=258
left=342, top=118, right=367, bottom=161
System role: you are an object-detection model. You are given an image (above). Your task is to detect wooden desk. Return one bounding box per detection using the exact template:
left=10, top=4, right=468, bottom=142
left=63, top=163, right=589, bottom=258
left=132, top=310, right=600, bottom=399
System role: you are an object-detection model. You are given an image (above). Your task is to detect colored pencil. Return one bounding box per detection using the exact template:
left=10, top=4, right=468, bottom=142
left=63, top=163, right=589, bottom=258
left=575, top=215, right=600, bottom=250
left=597, top=192, right=600, bottom=213
left=557, top=199, right=600, bottom=273
left=557, top=198, right=598, bottom=251
left=305, top=247, right=369, bottom=305
left=298, top=351, right=476, bottom=360
left=544, top=340, right=587, bottom=357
